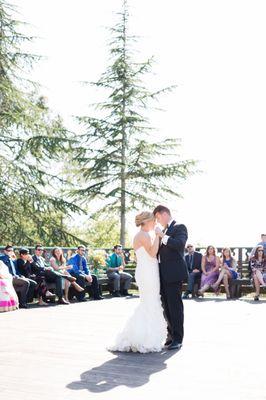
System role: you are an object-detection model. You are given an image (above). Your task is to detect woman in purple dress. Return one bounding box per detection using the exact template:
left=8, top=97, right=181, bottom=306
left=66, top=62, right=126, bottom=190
left=198, top=246, right=220, bottom=297
left=212, top=248, right=238, bottom=299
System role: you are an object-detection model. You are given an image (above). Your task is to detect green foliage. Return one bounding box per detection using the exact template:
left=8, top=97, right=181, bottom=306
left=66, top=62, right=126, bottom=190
left=0, top=1, right=82, bottom=245
left=70, top=212, right=130, bottom=249
left=88, top=250, right=107, bottom=277
left=72, top=0, right=196, bottom=244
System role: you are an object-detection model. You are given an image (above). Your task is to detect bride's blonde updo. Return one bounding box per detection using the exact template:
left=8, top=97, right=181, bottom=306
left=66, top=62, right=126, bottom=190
left=135, top=211, right=155, bottom=227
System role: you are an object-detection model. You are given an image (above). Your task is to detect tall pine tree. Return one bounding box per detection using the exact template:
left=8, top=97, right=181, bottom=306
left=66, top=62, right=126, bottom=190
left=73, top=0, right=196, bottom=245
left=0, top=1, right=82, bottom=245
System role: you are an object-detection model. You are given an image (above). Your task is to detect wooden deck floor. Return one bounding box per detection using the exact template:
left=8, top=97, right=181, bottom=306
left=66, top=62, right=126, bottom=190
left=0, top=294, right=265, bottom=400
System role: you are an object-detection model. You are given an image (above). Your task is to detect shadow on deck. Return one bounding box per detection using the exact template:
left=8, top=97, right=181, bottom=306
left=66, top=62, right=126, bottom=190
left=67, top=349, right=179, bottom=393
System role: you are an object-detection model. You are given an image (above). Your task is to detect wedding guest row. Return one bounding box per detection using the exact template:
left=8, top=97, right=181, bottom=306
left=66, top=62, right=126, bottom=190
left=1, top=238, right=265, bottom=312
left=183, top=244, right=266, bottom=300
left=0, top=244, right=104, bottom=311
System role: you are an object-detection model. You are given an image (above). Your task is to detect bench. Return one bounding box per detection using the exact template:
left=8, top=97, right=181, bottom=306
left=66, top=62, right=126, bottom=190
left=45, top=263, right=265, bottom=299
left=46, top=276, right=110, bottom=301
left=188, top=262, right=266, bottom=298
left=124, top=265, right=266, bottom=299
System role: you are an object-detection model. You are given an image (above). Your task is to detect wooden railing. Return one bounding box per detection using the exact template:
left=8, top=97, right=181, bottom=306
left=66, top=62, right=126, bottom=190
left=0, top=246, right=254, bottom=277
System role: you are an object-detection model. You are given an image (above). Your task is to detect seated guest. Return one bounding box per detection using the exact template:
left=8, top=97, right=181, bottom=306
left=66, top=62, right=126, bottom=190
left=250, top=234, right=266, bottom=258
left=250, top=245, right=266, bottom=301
left=17, top=248, right=49, bottom=306
left=212, top=248, right=238, bottom=299
left=106, top=244, right=133, bottom=297
left=183, top=244, right=202, bottom=299
left=50, top=247, right=84, bottom=303
left=0, top=245, right=36, bottom=308
left=32, top=244, right=68, bottom=305
left=198, top=245, right=220, bottom=297
left=0, top=260, right=19, bottom=312
left=67, top=245, right=103, bottom=301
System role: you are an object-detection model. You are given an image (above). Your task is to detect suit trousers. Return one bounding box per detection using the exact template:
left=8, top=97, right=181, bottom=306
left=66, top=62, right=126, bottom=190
left=107, top=271, right=132, bottom=291
left=187, top=271, right=201, bottom=293
left=70, top=272, right=100, bottom=300
left=69, top=272, right=86, bottom=300
left=160, top=278, right=184, bottom=343
left=44, top=269, right=63, bottom=299
left=13, top=276, right=37, bottom=305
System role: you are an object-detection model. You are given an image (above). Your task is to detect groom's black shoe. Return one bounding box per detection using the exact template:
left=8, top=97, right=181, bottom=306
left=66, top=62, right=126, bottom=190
left=182, top=291, right=191, bottom=299
left=121, top=290, right=132, bottom=297
left=112, top=291, right=121, bottom=297
left=93, top=296, right=104, bottom=300
left=167, top=340, right=182, bottom=350
left=164, top=337, right=173, bottom=346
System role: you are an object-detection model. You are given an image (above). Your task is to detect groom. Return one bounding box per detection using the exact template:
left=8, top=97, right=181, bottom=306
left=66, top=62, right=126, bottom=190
left=153, top=205, right=188, bottom=350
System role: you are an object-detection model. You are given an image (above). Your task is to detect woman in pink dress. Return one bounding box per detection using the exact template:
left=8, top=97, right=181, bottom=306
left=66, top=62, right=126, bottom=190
left=198, top=246, right=220, bottom=297
left=0, top=260, right=19, bottom=312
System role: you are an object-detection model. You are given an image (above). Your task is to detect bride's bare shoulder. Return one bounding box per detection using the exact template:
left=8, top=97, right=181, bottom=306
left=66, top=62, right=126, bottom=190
left=133, top=231, right=150, bottom=250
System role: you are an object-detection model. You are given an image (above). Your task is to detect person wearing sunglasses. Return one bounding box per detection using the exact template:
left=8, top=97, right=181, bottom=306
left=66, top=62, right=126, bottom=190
left=32, top=245, right=68, bottom=305
left=250, top=234, right=266, bottom=258
left=0, top=245, right=37, bottom=308
left=182, top=244, right=202, bottom=299
left=67, top=245, right=103, bottom=301
left=250, top=246, right=266, bottom=301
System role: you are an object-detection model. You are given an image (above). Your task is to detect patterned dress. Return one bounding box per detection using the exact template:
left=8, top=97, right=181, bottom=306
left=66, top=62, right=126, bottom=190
left=0, top=261, right=18, bottom=312
left=250, top=258, right=266, bottom=283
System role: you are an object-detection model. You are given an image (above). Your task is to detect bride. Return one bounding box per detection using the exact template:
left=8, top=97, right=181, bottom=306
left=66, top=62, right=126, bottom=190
left=108, top=211, right=167, bottom=353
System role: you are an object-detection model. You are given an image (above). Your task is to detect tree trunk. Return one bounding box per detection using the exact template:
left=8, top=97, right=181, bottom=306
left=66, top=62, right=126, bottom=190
left=120, top=170, right=126, bottom=246
left=120, top=5, right=127, bottom=247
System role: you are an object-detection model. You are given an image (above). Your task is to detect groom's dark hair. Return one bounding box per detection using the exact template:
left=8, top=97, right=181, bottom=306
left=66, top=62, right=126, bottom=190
left=153, top=205, right=171, bottom=215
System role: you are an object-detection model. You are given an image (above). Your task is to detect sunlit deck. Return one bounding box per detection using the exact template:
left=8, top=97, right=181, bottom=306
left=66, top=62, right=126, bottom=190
left=1, top=295, right=265, bottom=400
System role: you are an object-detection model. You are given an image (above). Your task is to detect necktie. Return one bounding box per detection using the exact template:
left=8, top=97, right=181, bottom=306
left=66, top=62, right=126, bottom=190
left=10, top=258, right=16, bottom=275
left=79, top=256, right=83, bottom=272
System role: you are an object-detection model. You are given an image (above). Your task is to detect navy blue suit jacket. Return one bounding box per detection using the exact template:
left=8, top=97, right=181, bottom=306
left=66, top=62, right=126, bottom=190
left=0, top=254, right=18, bottom=276
left=158, top=221, right=188, bottom=283
left=185, top=251, right=202, bottom=273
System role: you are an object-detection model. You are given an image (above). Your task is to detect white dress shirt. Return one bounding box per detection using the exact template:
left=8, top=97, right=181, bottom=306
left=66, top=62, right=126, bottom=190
left=161, top=219, right=174, bottom=245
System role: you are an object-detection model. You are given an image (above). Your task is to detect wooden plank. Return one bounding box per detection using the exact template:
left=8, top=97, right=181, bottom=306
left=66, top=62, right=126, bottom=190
left=0, top=295, right=266, bottom=400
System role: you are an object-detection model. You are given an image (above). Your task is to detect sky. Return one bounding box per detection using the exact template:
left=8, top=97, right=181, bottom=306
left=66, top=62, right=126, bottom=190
left=12, top=0, right=265, bottom=247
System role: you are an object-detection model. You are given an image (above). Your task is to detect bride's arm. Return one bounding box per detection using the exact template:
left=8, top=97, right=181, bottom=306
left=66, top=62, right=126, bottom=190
left=141, top=234, right=160, bottom=258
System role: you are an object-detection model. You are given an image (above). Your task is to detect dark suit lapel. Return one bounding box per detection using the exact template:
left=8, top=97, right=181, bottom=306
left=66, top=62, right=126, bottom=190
left=165, top=220, right=176, bottom=236
left=159, top=221, right=176, bottom=252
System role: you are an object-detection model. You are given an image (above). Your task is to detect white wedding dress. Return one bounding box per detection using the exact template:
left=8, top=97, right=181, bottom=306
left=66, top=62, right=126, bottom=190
left=108, top=246, right=167, bottom=353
